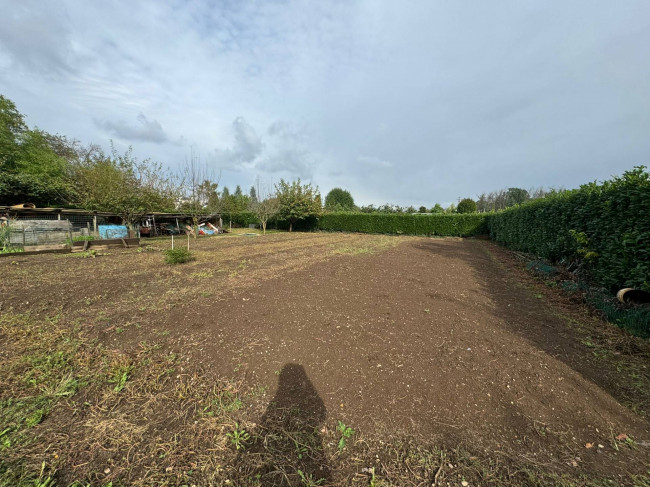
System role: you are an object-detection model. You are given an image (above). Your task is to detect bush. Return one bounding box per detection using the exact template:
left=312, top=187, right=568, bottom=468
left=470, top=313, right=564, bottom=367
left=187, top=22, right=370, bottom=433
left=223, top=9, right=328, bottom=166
left=164, top=248, right=195, bottom=264
left=319, top=212, right=488, bottom=236
left=457, top=198, right=477, bottom=214
left=488, top=166, right=650, bottom=292
left=228, top=211, right=259, bottom=227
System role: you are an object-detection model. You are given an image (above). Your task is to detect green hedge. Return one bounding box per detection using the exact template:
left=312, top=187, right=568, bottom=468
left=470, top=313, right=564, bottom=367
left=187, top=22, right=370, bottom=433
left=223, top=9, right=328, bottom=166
left=226, top=211, right=259, bottom=227
left=488, top=166, right=650, bottom=292
left=318, top=212, right=488, bottom=236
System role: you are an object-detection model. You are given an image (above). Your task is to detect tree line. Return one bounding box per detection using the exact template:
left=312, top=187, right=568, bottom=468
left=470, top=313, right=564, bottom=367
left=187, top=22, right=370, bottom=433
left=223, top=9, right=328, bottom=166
left=1, top=94, right=560, bottom=232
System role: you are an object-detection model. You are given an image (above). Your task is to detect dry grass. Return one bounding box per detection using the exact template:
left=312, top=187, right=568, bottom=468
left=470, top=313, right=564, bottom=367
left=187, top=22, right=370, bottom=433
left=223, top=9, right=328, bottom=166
left=0, top=306, right=625, bottom=486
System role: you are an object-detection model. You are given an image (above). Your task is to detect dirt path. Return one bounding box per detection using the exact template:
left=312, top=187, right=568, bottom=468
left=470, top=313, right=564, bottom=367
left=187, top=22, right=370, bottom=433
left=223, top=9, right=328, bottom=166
left=171, top=237, right=649, bottom=475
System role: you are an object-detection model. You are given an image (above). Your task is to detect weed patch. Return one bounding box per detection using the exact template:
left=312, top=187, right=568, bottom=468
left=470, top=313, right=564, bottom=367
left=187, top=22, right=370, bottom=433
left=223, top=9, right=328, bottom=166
left=163, top=248, right=195, bottom=264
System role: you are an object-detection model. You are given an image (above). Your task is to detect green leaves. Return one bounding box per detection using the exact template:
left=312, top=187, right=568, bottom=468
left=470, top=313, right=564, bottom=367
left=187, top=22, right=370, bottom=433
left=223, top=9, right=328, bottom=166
left=488, top=166, right=650, bottom=293
left=336, top=421, right=354, bottom=451
left=275, top=179, right=322, bottom=230
left=319, top=213, right=488, bottom=236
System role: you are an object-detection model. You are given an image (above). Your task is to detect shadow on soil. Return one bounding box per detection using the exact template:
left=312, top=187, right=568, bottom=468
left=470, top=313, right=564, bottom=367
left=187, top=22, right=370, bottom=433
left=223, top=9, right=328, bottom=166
left=414, top=238, right=650, bottom=421
left=235, top=363, right=331, bottom=486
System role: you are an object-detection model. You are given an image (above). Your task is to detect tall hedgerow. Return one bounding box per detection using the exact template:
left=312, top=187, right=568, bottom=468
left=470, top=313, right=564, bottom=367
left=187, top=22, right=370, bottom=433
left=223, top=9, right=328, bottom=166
left=319, top=213, right=487, bottom=236
left=488, top=166, right=650, bottom=292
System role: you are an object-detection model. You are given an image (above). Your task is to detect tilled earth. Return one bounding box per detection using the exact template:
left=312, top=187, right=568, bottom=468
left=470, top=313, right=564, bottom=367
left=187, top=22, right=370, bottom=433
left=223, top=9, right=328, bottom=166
left=1, top=232, right=649, bottom=485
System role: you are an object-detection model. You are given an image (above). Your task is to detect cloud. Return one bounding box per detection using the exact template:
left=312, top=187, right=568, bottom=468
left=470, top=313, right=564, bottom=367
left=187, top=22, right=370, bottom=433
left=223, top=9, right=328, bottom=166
left=255, top=121, right=317, bottom=178
left=2, top=1, right=650, bottom=207
left=0, top=1, right=76, bottom=77
left=357, top=155, right=393, bottom=169
left=213, top=117, right=264, bottom=169
left=95, top=113, right=169, bottom=143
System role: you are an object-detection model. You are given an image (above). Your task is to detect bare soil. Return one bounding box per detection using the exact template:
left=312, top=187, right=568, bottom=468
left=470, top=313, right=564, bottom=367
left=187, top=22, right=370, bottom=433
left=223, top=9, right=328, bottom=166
left=1, top=232, right=648, bottom=486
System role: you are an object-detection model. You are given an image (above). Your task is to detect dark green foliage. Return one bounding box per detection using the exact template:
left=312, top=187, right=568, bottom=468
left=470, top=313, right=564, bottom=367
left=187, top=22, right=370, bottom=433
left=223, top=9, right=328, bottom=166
left=324, top=188, right=355, bottom=211
left=229, top=211, right=260, bottom=227
left=506, top=187, right=530, bottom=207
left=584, top=287, right=650, bottom=338
left=488, top=167, right=650, bottom=292
left=319, top=212, right=487, bottom=236
left=0, top=95, right=77, bottom=206
left=164, top=248, right=195, bottom=264
left=457, top=198, right=477, bottom=214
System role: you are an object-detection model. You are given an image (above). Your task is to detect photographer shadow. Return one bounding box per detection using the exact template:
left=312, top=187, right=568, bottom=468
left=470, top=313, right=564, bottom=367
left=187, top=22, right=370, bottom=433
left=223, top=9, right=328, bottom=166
left=236, top=363, right=332, bottom=486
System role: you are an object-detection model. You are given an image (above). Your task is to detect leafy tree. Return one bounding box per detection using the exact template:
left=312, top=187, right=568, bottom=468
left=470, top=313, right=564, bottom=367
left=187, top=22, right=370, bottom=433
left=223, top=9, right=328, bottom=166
left=430, top=203, right=444, bottom=214
left=418, top=206, right=427, bottom=213
left=446, top=203, right=457, bottom=214
left=234, top=185, right=243, bottom=197
left=324, top=188, right=355, bottom=211
left=457, top=198, right=477, bottom=214
left=505, top=188, right=530, bottom=207
left=0, top=94, right=27, bottom=168
left=275, top=179, right=321, bottom=232
left=0, top=95, right=77, bottom=206
left=74, top=145, right=178, bottom=233
left=249, top=185, right=258, bottom=203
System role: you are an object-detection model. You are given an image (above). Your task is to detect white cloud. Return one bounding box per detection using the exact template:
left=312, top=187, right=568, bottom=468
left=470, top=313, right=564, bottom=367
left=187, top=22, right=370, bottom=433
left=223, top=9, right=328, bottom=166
left=95, top=113, right=168, bottom=143
left=1, top=0, right=649, bottom=206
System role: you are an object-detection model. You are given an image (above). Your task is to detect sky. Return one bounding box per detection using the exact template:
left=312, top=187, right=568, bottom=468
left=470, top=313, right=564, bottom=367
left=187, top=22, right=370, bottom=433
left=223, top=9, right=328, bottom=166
left=1, top=1, right=649, bottom=207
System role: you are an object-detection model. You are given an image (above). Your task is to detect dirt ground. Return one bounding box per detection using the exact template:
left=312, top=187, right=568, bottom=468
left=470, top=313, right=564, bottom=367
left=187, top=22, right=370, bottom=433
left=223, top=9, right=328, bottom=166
left=1, top=232, right=649, bottom=486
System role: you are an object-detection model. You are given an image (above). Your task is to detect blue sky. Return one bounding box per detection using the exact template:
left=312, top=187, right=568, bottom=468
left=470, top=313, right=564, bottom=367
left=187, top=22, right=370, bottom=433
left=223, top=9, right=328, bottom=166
left=1, top=1, right=649, bottom=206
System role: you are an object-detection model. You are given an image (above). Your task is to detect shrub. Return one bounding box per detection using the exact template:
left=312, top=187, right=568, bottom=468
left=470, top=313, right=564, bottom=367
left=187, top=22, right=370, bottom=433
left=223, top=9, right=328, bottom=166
left=318, top=212, right=487, bottom=236
left=164, top=248, right=195, bottom=264
left=457, top=198, right=477, bottom=214
left=488, top=166, right=650, bottom=292
left=228, top=211, right=259, bottom=227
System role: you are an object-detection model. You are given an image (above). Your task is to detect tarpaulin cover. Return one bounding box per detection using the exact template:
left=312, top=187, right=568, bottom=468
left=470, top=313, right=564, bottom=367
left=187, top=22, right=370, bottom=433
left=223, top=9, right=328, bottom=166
left=98, top=225, right=128, bottom=239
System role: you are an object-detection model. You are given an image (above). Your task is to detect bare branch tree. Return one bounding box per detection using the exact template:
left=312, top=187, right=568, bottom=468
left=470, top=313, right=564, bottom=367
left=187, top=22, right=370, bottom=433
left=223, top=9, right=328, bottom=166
left=180, top=148, right=221, bottom=236
left=249, top=177, right=279, bottom=234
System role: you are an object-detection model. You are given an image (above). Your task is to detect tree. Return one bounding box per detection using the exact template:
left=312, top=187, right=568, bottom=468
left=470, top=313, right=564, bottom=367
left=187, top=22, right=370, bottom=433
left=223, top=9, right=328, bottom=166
left=457, top=198, right=477, bottom=214
left=505, top=187, right=530, bottom=207
left=0, top=94, right=27, bottom=168
left=249, top=181, right=279, bottom=234
left=418, top=206, right=427, bottom=213
left=324, top=188, right=355, bottom=211
left=249, top=185, right=258, bottom=203
left=178, top=151, right=220, bottom=235
left=430, top=203, right=444, bottom=214
left=0, top=95, right=77, bottom=206
left=275, top=179, right=321, bottom=232
left=75, top=145, right=178, bottom=234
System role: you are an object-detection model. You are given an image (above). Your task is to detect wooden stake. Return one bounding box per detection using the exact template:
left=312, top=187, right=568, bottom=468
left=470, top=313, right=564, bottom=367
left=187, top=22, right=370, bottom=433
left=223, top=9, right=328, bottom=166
left=187, top=233, right=190, bottom=251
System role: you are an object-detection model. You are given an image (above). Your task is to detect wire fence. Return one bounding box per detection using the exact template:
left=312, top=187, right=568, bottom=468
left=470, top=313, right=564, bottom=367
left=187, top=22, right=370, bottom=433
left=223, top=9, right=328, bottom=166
left=2, top=220, right=73, bottom=249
